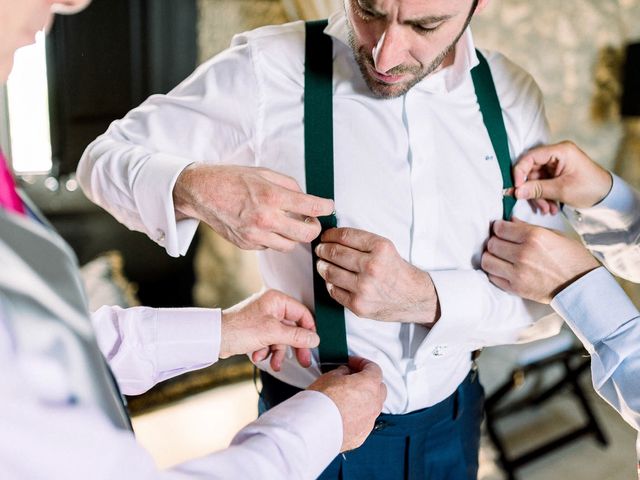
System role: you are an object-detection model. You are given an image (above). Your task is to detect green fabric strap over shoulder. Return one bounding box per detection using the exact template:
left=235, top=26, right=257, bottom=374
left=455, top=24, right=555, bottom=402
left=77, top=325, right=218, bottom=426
left=471, top=50, right=516, bottom=220
left=304, top=19, right=348, bottom=371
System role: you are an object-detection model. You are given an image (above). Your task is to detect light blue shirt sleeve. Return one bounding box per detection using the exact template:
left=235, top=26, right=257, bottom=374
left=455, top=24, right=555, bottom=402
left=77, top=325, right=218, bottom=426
left=551, top=267, right=640, bottom=431
left=564, top=174, right=640, bottom=282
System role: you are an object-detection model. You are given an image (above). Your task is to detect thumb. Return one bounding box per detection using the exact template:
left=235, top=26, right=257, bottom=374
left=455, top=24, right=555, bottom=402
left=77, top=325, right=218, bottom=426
left=515, top=178, right=563, bottom=203
left=274, top=323, right=320, bottom=349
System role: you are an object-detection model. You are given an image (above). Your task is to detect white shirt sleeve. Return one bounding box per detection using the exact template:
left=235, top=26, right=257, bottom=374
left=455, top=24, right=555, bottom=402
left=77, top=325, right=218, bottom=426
left=564, top=174, right=640, bottom=283
left=91, top=306, right=221, bottom=395
left=426, top=59, right=565, bottom=350
left=551, top=267, right=640, bottom=431
left=77, top=38, right=259, bottom=257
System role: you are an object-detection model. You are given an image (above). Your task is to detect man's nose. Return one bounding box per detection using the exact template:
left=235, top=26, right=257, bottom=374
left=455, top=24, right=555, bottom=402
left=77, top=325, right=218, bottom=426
left=372, top=25, right=408, bottom=74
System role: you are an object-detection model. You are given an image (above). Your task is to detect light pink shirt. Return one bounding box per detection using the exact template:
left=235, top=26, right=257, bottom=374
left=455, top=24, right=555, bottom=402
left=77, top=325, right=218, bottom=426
left=0, top=304, right=342, bottom=479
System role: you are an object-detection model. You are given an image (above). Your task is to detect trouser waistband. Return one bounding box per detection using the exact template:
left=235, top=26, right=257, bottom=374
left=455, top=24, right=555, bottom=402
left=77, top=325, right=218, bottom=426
left=260, top=369, right=477, bottom=435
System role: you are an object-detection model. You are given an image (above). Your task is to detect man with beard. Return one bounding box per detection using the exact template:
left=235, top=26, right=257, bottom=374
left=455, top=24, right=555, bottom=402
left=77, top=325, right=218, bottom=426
left=79, top=0, right=563, bottom=478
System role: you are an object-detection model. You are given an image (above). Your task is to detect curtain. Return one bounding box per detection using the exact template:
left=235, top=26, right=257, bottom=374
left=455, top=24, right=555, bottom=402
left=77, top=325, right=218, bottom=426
left=280, top=0, right=341, bottom=20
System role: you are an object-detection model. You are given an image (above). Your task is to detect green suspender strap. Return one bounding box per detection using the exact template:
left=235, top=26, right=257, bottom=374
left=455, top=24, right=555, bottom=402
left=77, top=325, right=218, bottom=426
left=303, top=30, right=514, bottom=370
left=304, top=19, right=349, bottom=372
left=471, top=50, right=516, bottom=220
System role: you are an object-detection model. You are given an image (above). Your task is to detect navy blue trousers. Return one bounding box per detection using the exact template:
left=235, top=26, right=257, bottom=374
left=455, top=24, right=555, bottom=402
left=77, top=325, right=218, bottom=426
left=259, top=370, right=485, bottom=480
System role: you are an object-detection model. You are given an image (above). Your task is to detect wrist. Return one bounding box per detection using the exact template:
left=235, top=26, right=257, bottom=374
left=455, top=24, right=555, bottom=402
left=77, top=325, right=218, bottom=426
left=219, top=309, right=235, bottom=359
left=406, top=269, right=440, bottom=326
left=588, top=169, right=614, bottom=207
left=552, top=256, right=601, bottom=299
left=173, top=163, right=201, bottom=221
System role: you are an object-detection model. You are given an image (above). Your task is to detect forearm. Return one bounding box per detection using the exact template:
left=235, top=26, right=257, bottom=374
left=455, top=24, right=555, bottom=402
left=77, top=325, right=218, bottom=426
left=552, top=268, right=640, bottom=431
left=91, top=306, right=220, bottom=395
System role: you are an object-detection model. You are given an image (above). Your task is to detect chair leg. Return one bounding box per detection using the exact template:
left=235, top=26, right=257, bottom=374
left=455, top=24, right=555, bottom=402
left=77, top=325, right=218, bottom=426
left=563, top=357, right=609, bottom=447
left=484, top=411, right=518, bottom=480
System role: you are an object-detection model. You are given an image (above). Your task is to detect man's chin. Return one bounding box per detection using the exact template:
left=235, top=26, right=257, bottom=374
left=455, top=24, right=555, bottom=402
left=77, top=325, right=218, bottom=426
left=363, top=76, right=417, bottom=99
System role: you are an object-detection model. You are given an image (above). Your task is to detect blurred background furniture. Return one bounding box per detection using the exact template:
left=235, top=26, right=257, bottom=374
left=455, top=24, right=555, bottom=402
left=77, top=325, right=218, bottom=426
left=479, top=330, right=608, bottom=480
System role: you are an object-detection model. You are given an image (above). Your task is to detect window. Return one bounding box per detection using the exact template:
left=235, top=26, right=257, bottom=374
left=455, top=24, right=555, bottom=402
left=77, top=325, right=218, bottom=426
left=7, top=31, right=53, bottom=174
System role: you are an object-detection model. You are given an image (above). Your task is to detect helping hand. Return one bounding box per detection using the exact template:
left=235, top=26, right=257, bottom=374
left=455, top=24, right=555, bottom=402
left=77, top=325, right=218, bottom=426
left=220, top=290, right=319, bottom=371
left=513, top=141, right=613, bottom=214
left=173, top=164, right=335, bottom=252
left=481, top=219, right=600, bottom=303
left=308, top=357, right=387, bottom=452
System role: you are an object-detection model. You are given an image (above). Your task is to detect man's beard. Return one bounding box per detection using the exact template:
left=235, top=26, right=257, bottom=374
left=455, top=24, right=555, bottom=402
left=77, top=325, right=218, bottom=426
left=346, top=0, right=478, bottom=99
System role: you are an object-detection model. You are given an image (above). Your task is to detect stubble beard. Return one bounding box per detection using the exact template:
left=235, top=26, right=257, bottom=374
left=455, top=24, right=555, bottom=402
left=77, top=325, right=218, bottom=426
left=345, top=0, right=478, bottom=99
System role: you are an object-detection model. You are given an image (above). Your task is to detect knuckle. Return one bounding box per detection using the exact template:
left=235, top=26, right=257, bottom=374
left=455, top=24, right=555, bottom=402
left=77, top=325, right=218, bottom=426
left=363, top=259, right=380, bottom=277
left=350, top=297, right=367, bottom=317
left=326, top=245, right=339, bottom=260
left=374, top=238, right=393, bottom=254
left=486, top=237, right=496, bottom=253
left=253, top=211, right=272, bottom=230
left=338, top=229, right=349, bottom=243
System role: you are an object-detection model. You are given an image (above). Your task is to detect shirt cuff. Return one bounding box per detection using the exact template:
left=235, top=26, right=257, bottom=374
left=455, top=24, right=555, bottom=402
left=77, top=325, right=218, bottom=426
left=551, top=267, right=639, bottom=352
left=243, top=390, right=342, bottom=477
left=426, top=270, right=526, bottom=349
left=155, top=307, right=221, bottom=373
left=131, top=153, right=199, bottom=257
left=563, top=173, right=640, bottom=232
left=592, top=173, right=637, bottom=214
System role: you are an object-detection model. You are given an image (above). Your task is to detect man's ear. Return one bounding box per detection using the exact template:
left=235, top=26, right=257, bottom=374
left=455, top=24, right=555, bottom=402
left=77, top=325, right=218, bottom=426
left=474, top=0, right=490, bottom=14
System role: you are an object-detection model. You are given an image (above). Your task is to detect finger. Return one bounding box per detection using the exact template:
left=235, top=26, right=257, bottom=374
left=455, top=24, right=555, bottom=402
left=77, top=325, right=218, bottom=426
left=273, top=212, right=323, bottom=243
left=317, top=260, right=359, bottom=291
left=279, top=189, right=335, bottom=218
left=270, top=346, right=286, bottom=372
left=277, top=292, right=317, bottom=332
left=492, top=220, right=532, bottom=243
left=275, top=323, right=320, bottom=349
left=260, top=232, right=299, bottom=253
left=379, top=382, right=388, bottom=405
left=294, top=347, right=313, bottom=368
left=252, top=348, right=270, bottom=363
left=487, top=273, right=513, bottom=293
left=315, top=242, right=366, bottom=272
left=348, top=356, right=383, bottom=380
left=326, top=282, right=354, bottom=311
left=258, top=169, right=304, bottom=192
left=485, top=236, right=521, bottom=264
left=514, top=144, right=564, bottom=186
left=320, top=228, right=381, bottom=252
left=480, top=251, right=514, bottom=279
left=515, top=178, right=563, bottom=203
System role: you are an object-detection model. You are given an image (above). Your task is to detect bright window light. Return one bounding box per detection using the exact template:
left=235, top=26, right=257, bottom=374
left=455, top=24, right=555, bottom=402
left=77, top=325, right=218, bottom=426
left=7, top=30, right=52, bottom=174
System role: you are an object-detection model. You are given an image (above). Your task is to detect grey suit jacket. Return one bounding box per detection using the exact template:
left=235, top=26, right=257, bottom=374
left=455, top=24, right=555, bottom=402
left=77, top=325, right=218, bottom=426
left=0, top=198, right=130, bottom=430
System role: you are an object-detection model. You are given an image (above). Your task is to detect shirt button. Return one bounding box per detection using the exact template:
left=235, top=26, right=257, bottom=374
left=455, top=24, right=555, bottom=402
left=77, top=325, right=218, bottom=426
left=432, top=345, right=448, bottom=357
left=156, top=229, right=166, bottom=242
left=574, top=211, right=583, bottom=222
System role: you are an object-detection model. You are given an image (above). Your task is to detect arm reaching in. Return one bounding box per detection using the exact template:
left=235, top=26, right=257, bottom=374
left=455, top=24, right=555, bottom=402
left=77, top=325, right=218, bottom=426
left=92, top=290, right=320, bottom=395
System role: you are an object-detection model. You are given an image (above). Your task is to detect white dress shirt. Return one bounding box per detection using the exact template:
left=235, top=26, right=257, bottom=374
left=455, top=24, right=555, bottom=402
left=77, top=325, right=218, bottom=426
left=0, top=302, right=342, bottom=479
left=78, top=12, right=563, bottom=414
left=564, top=173, right=640, bottom=283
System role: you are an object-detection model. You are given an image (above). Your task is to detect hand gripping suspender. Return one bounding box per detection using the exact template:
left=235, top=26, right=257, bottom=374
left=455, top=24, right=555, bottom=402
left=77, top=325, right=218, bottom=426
left=304, top=20, right=515, bottom=371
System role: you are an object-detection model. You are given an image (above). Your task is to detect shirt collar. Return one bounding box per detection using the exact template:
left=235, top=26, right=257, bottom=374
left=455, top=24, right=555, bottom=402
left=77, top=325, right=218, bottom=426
left=325, top=10, right=480, bottom=94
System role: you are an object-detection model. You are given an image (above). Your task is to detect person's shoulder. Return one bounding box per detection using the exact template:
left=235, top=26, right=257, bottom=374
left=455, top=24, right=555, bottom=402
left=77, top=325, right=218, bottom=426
left=231, top=20, right=306, bottom=60
left=479, top=49, right=544, bottom=110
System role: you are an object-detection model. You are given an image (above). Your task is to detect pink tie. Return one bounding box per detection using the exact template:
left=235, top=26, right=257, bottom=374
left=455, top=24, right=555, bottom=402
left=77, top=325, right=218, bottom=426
left=0, top=150, right=26, bottom=216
